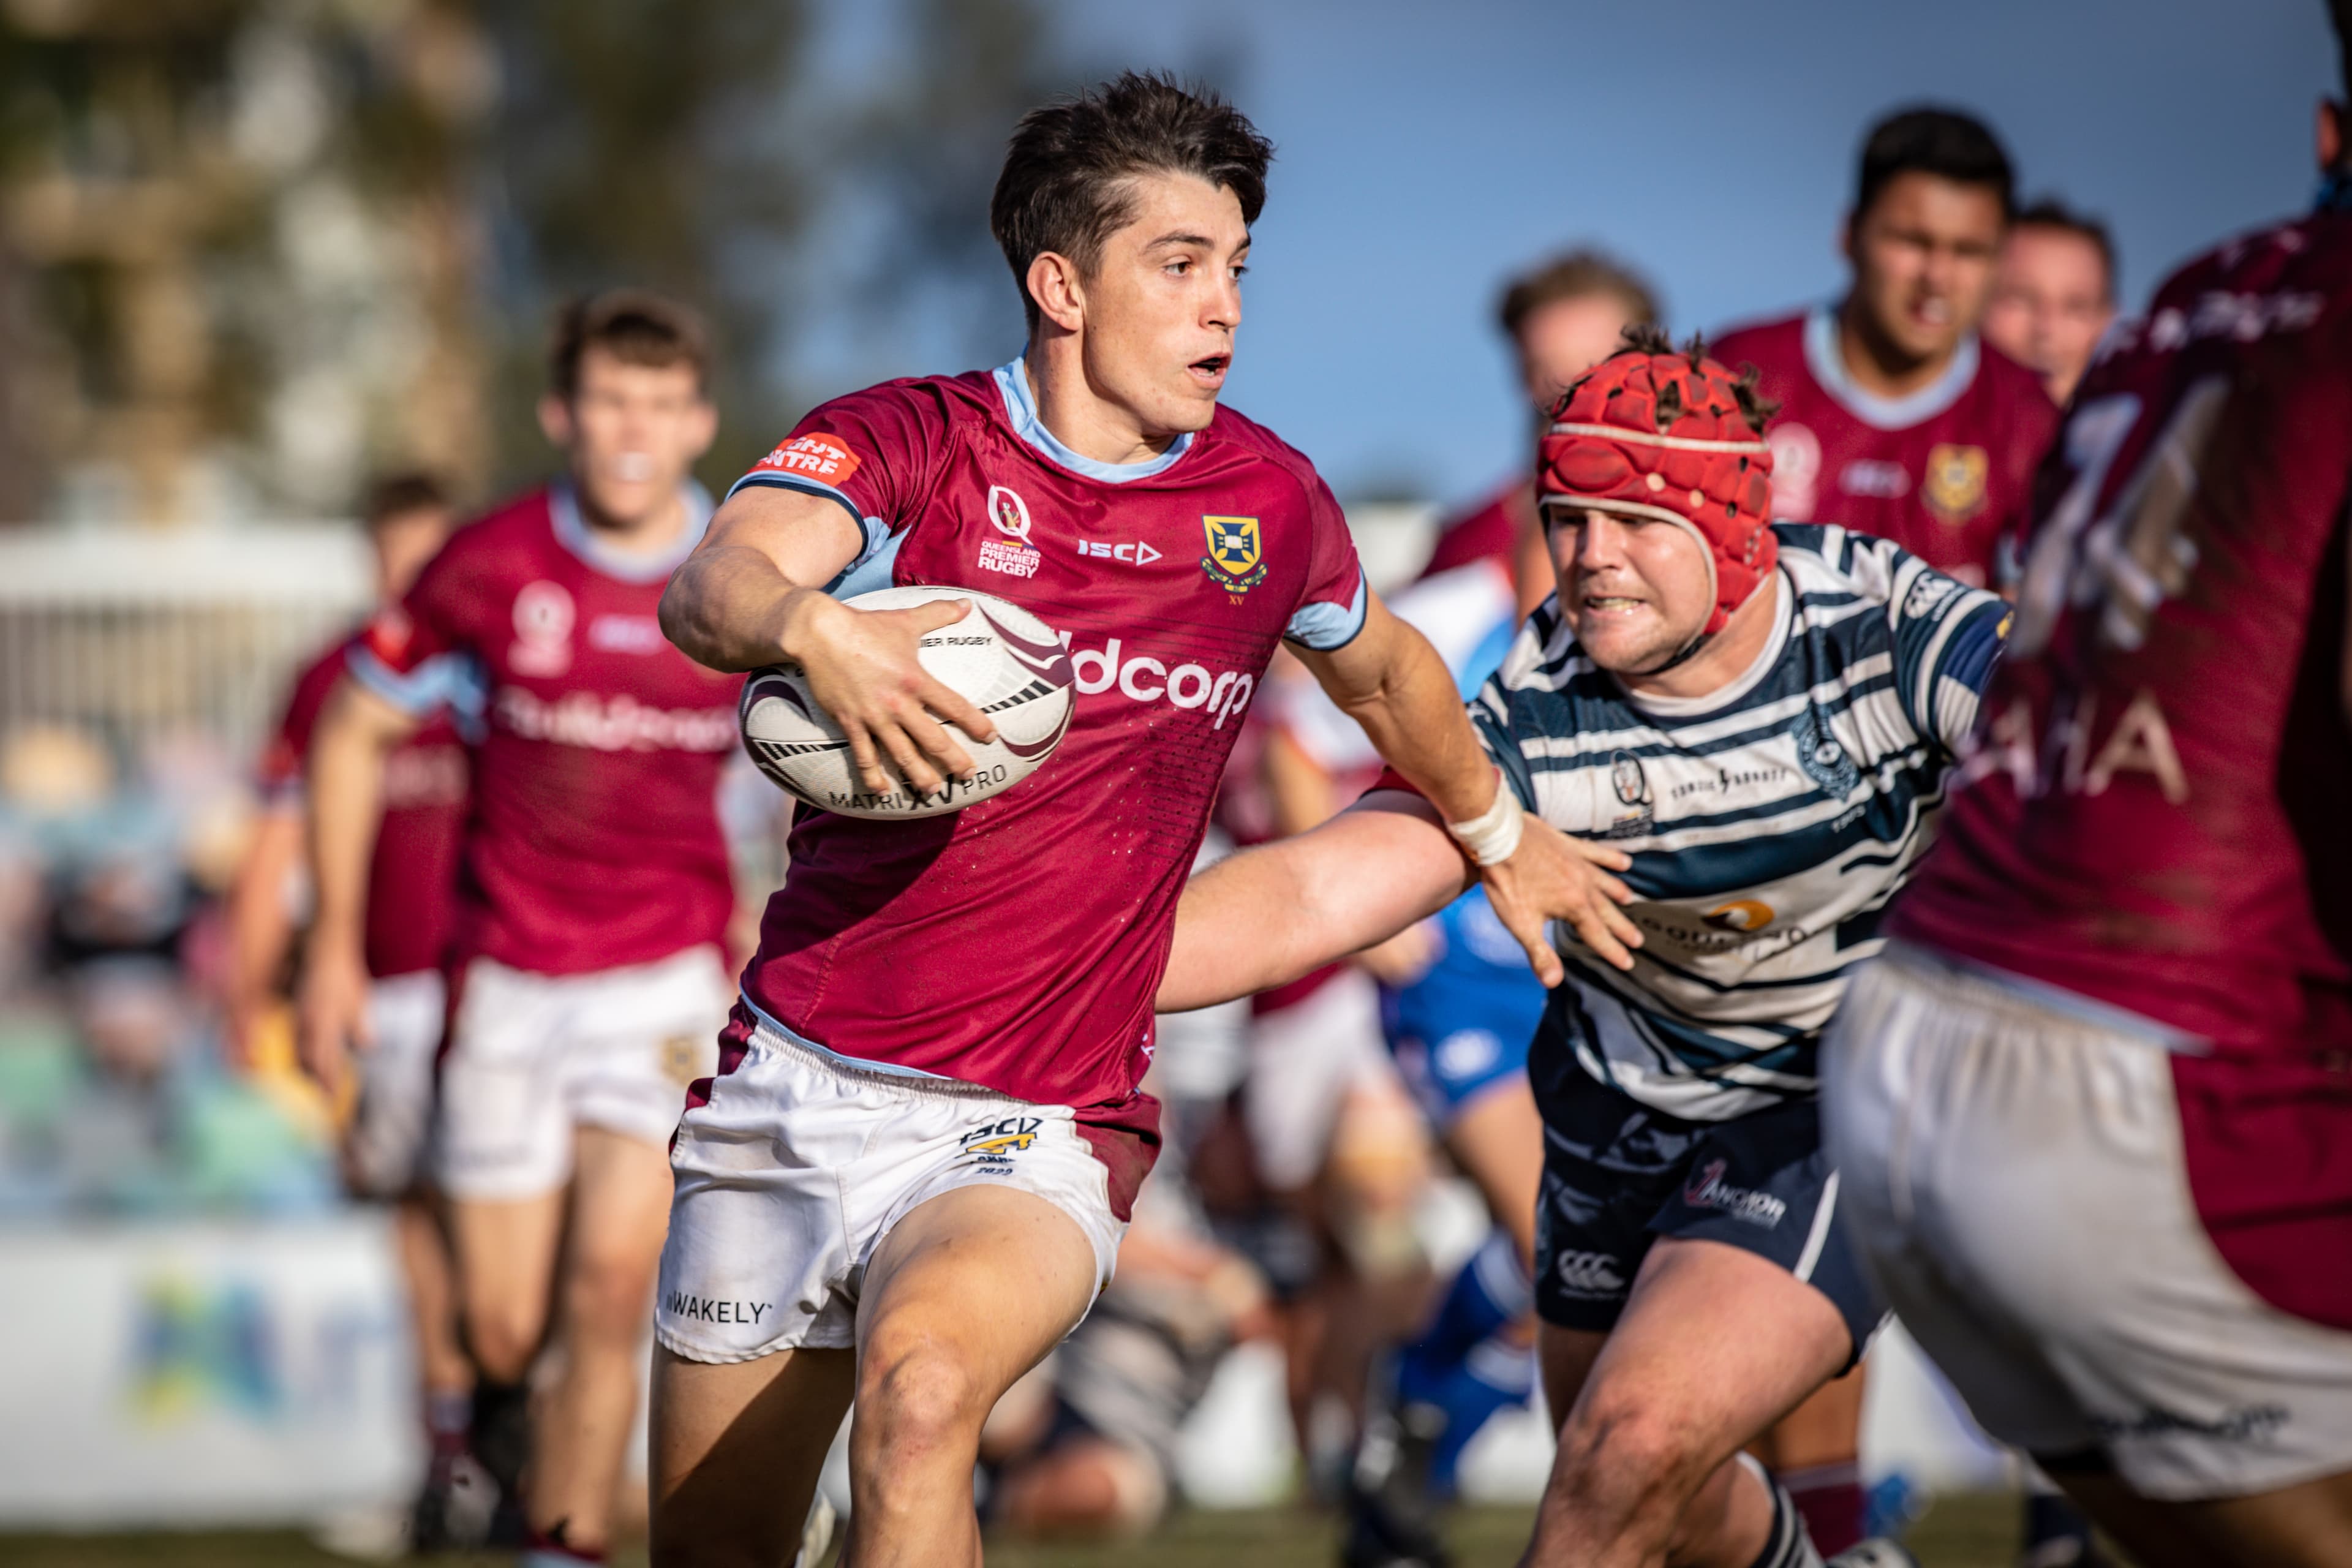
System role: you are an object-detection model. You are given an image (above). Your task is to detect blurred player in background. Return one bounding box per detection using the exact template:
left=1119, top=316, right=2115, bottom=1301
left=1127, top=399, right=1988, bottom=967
left=300, top=293, right=739, bottom=1568
left=1827, top=12, right=2352, bottom=1564
left=1163, top=333, right=2008, bottom=1568
left=1983, top=199, right=2119, bottom=405
left=1428, top=252, right=1660, bottom=612
left=647, top=72, right=1597, bottom=1568
left=1716, top=107, right=2057, bottom=592
left=226, top=470, right=478, bottom=1545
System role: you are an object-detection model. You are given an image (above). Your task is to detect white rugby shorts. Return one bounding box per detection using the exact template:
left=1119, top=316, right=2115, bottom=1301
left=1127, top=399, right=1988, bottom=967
left=657, top=1011, right=1142, bottom=1364
left=434, top=946, right=728, bottom=1202
left=344, top=968, right=447, bottom=1199
left=1824, top=944, right=2352, bottom=1500
left=1243, top=967, right=1397, bottom=1192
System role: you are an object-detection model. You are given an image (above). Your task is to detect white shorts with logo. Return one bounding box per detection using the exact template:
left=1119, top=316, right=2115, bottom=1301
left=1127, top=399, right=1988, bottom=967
left=657, top=1013, right=1133, bottom=1363
left=1243, top=967, right=1397, bottom=1193
left=344, top=968, right=447, bottom=1198
left=1824, top=944, right=2352, bottom=1500
left=434, top=946, right=729, bottom=1202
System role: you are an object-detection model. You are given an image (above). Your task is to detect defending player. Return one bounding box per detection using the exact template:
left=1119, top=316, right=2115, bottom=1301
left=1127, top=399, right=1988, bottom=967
left=1823, top=18, right=2352, bottom=1566
left=1428, top=251, right=1659, bottom=612
left=645, top=74, right=1607, bottom=1568
left=299, top=294, right=739, bottom=1567
left=1162, top=333, right=2007, bottom=1568
left=1982, top=198, right=2119, bottom=405
left=227, top=472, right=481, bottom=1545
left=1715, top=108, right=2057, bottom=590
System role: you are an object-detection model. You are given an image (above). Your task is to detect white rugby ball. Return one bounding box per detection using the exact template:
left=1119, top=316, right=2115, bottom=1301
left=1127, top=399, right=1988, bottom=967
left=739, top=585, right=1075, bottom=819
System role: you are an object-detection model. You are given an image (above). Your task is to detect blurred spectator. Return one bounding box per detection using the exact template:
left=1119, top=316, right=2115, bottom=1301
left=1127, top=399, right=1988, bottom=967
left=1983, top=198, right=2119, bottom=404
left=0, top=957, right=334, bottom=1217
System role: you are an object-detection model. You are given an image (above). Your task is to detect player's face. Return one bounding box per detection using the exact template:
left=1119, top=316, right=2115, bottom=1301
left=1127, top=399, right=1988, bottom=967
left=1517, top=294, right=1635, bottom=412
left=1982, top=226, right=2113, bottom=404
left=540, top=349, right=718, bottom=529
left=1548, top=506, right=1713, bottom=674
left=1077, top=172, right=1249, bottom=437
left=1844, top=173, right=2007, bottom=366
left=368, top=505, right=453, bottom=603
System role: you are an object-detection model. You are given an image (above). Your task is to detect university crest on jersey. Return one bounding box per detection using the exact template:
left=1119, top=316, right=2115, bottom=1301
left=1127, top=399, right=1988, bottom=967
left=1922, top=443, right=1989, bottom=524
left=1200, top=515, right=1268, bottom=600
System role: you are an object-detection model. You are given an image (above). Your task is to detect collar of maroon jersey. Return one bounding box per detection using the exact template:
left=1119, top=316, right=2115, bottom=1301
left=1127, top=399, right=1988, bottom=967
left=1801, top=305, right=1980, bottom=432
left=2320, top=171, right=2352, bottom=214
left=991, top=357, right=1196, bottom=484
left=549, top=481, right=712, bottom=582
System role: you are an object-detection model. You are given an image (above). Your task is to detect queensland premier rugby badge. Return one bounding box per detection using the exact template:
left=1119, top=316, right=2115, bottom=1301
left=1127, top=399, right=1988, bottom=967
left=1200, top=515, right=1268, bottom=600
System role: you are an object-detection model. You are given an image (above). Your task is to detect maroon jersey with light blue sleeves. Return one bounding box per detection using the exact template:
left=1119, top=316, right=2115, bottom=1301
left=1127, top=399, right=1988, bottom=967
left=264, top=633, right=467, bottom=979
left=352, top=487, right=742, bottom=976
left=729, top=358, right=1367, bottom=1111
left=1713, top=309, right=2056, bottom=587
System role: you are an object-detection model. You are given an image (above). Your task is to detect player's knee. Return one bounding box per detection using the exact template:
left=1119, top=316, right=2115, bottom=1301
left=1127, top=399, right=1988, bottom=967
left=1553, top=1386, right=1710, bottom=1532
left=856, top=1326, right=987, bottom=1462
left=564, top=1248, right=658, bottom=1344
left=464, top=1296, right=544, bottom=1384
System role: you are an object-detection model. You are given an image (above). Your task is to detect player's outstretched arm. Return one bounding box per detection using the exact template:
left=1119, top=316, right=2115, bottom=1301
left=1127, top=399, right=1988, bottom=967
left=297, top=676, right=420, bottom=1096
left=659, top=486, right=998, bottom=797
left=1292, top=594, right=1641, bottom=983
left=1158, top=793, right=1468, bottom=1012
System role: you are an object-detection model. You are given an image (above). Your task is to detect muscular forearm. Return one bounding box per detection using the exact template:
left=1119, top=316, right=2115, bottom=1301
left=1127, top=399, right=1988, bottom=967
left=658, top=546, right=820, bottom=673
left=226, top=810, right=302, bottom=1011
left=1158, top=800, right=1468, bottom=1012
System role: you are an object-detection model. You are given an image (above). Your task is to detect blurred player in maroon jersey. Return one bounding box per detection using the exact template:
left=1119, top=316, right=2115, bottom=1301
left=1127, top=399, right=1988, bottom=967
left=1985, top=200, right=2119, bottom=405
left=300, top=294, right=740, bottom=1568
left=647, top=73, right=1604, bottom=1568
left=1827, top=13, right=2352, bottom=1564
left=1428, top=251, right=1659, bottom=612
left=227, top=471, right=482, bottom=1546
left=1715, top=108, right=2058, bottom=590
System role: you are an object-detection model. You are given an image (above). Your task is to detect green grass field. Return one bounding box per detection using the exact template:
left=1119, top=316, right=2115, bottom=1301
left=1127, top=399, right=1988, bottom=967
left=0, top=1493, right=2040, bottom=1568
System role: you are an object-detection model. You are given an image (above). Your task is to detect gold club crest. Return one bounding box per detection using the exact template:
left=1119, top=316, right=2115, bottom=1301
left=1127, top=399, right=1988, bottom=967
left=1200, top=515, right=1268, bottom=600
left=1923, top=443, right=1989, bottom=524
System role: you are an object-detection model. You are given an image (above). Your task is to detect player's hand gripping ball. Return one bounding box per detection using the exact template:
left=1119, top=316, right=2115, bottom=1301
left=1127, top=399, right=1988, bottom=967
left=739, top=586, right=1076, bottom=819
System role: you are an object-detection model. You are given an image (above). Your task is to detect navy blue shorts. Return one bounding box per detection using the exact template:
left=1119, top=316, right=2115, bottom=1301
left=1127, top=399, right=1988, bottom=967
left=1531, top=1064, right=1882, bottom=1362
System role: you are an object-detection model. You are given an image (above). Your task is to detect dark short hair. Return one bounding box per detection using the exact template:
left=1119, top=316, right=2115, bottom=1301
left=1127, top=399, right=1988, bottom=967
left=1497, top=249, right=1661, bottom=342
left=1853, top=107, right=2015, bottom=222
left=548, top=290, right=712, bottom=401
left=2334, top=0, right=2351, bottom=99
left=2012, top=197, right=2118, bottom=301
left=359, top=470, right=451, bottom=530
left=991, top=72, right=1275, bottom=331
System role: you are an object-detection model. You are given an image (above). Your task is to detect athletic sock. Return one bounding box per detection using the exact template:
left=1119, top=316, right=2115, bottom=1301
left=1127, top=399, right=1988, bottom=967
left=1777, top=1459, right=1865, bottom=1556
left=1738, top=1453, right=1827, bottom=1568
left=1389, top=1229, right=1536, bottom=1496
left=2021, top=1477, right=2101, bottom=1567
left=469, top=1378, right=532, bottom=1496
left=425, top=1387, right=472, bottom=1457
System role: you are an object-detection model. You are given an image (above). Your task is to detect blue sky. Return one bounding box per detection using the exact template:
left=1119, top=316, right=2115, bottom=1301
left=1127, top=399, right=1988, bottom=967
left=813, top=0, right=2339, bottom=511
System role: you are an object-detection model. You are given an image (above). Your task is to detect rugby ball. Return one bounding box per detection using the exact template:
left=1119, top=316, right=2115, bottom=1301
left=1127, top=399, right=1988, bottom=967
left=739, top=585, right=1075, bottom=819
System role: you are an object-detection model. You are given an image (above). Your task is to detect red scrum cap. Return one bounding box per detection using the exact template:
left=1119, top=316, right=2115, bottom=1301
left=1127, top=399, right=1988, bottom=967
left=1538, top=335, right=1776, bottom=635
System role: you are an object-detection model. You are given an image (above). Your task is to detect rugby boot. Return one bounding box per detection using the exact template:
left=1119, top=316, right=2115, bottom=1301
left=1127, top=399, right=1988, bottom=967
left=1339, top=1401, right=1451, bottom=1568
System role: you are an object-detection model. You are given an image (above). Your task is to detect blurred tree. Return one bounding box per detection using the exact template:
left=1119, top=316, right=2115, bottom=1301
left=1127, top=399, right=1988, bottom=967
left=472, top=0, right=815, bottom=492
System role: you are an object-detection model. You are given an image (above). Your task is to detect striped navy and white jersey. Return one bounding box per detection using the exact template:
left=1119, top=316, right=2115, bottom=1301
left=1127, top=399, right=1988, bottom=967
left=1476, top=522, right=2006, bottom=1122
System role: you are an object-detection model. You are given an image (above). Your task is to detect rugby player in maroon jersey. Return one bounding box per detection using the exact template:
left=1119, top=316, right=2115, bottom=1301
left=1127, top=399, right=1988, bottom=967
left=300, top=295, right=741, bottom=1567
left=647, top=74, right=1621, bottom=1568
left=228, top=472, right=482, bottom=1545
left=1714, top=108, right=2057, bottom=591
left=1826, top=13, right=2352, bottom=1564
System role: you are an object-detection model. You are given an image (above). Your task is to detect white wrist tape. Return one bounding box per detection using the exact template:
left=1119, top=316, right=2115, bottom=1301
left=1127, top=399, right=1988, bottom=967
left=1446, top=772, right=1525, bottom=866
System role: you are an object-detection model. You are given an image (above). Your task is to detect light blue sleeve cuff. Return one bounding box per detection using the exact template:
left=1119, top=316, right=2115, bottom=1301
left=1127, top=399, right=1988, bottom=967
left=1283, top=573, right=1370, bottom=652
left=347, top=644, right=486, bottom=723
